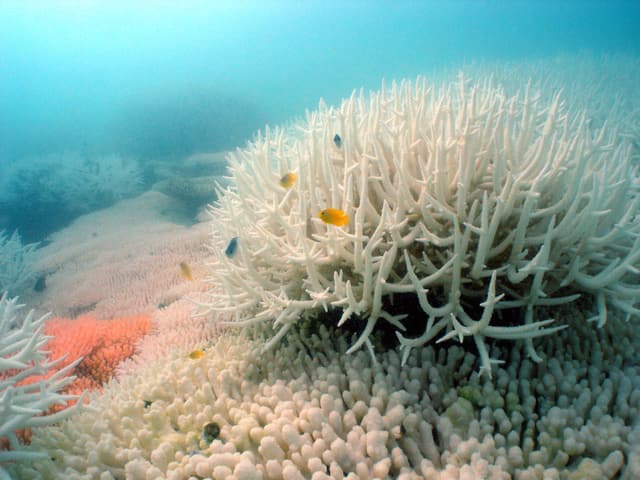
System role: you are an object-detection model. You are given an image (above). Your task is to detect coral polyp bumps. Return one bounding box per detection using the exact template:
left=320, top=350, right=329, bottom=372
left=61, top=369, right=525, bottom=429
left=205, top=76, right=640, bottom=376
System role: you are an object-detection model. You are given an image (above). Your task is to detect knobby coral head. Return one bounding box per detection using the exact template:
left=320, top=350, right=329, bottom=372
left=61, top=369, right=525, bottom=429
left=204, top=75, right=639, bottom=376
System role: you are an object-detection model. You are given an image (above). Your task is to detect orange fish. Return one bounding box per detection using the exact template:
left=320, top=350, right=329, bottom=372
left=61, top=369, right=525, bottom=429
left=189, top=349, right=205, bottom=359
left=318, top=208, right=349, bottom=227
left=180, top=262, right=193, bottom=281
left=279, top=172, right=297, bottom=189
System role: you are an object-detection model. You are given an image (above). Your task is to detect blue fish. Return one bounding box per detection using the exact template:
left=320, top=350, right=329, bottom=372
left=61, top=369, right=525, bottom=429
left=333, top=134, right=342, bottom=148
left=225, top=237, right=239, bottom=258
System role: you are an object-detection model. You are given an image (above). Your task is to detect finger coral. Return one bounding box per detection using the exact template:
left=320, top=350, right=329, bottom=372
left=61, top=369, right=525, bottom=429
left=204, top=76, right=639, bottom=376
left=6, top=305, right=639, bottom=479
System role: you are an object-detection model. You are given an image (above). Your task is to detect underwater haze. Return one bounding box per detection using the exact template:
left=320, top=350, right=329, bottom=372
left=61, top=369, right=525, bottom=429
left=0, top=0, right=639, bottom=241
left=4, top=3, right=640, bottom=478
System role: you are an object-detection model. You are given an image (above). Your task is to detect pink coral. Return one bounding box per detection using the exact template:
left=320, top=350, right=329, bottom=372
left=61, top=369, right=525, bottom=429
left=22, top=313, right=151, bottom=398
left=2, top=312, right=148, bottom=450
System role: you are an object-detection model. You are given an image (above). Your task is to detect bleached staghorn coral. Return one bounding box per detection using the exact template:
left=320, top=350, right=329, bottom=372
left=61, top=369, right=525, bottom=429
left=205, top=76, right=639, bottom=375
left=0, top=152, right=143, bottom=217
left=0, top=230, right=38, bottom=297
left=446, top=53, right=640, bottom=152
left=0, top=293, right=86, bottom=480
left=63, top=153, right=143, bottom=210
left=7, top=306, right=639, bottom=479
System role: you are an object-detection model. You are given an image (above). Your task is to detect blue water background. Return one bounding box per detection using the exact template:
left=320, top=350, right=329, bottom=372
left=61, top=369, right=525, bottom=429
left=1, top=0, right=638, bottom=163
left=0, top=0, right=638, bottom=243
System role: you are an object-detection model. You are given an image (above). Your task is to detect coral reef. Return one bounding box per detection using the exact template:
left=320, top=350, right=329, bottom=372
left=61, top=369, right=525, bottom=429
left=6, top=305, right=638, bottom=479
left=0, top=230, right=39, bottom=297
left=0, top=293, right=85, bottom=478
left=117, top=297, right=224, bottom=377
left=451, top=53, right=640, bottom=154
left=153, top=175, right=220, bottom=218
left=148, top=150, right=230, bottom=221
left=0, top=153, right=143, bottom=242
left=0, top=153, right=143, bottom=214
left=149, top=151, right=229, bottom=180
left=5, top=63, right=640, bottom=479
left=204, top=76, right=639, bottom=376
left=33, top=191, right=211, bottom=319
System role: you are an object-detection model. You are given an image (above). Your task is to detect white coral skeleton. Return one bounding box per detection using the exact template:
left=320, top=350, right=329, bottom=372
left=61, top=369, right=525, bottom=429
left=0, top=293, right=86, bottom=479
left=204, top=75, right=639, bottom=376
left=0, top=230, right=39, bottom=297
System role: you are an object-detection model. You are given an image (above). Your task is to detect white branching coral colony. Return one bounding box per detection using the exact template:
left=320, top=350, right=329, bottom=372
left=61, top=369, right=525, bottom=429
left=0, top=293, right=85, bottom=480
left=207, top=76, right=640, bottom=376
left=0, top=230, right=39, bottom=298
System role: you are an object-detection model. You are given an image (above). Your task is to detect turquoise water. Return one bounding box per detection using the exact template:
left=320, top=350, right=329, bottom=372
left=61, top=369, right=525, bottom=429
left=0, top=0, right=638, bottom=241
left=1, top=1, right=638, bottom=161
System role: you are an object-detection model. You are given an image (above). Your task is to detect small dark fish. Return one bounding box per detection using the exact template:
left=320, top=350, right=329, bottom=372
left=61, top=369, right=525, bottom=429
left=225, top=237, right=239, bottom=258
left=188, top=450, right=200, bottom=457
left=333, top=134, right=342, bottom=148
left=202, top=422, right=221, bottom=444
left=34, top=275, right=46, bottom=292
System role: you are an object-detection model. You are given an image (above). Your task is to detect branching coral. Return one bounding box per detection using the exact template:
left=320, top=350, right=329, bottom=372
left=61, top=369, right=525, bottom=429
left=40, top=313, right=152, bottom=393
left=0, top=293, right=85, bottom=479
left=204, top=76, right=639, bottom=376
left=0, top=230, right=39, bottom=297
left=0, top=153, right=143, bottom=240
left=0, top=153, right=143, bottom=214
left=5, top=306, right=639, bottom=479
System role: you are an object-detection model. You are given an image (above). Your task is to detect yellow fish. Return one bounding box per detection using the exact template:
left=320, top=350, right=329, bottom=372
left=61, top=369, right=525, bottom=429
left=318, top=208, right=349, bottom=227
left=180, top=262, right=193, bottom=281
left=279, top=172, right=297, bottom=189
left=189, top=349, right=205, bottom=360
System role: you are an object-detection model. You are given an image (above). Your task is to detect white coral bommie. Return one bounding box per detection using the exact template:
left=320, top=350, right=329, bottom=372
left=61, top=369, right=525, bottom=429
left=205, top=76, right=639, bottom=375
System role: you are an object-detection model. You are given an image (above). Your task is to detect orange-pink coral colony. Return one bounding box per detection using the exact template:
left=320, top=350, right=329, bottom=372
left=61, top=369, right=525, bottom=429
left=22, top=313, right=151, bottom=400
